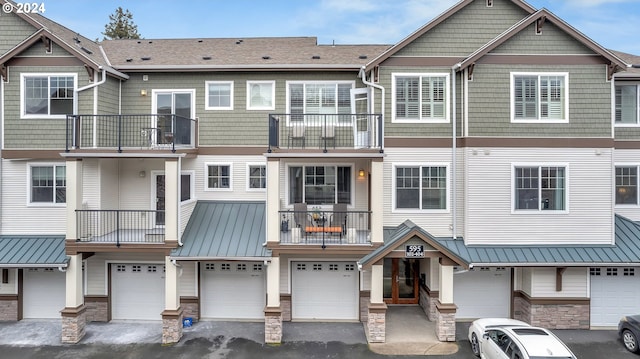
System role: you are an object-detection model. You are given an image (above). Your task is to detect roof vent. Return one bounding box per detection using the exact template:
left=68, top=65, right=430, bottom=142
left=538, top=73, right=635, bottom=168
left=125, top=58, right=133, bottom=62
left=359, top=55, right=368, bottom=59
left=198, top=39, right=203, bottom=43
left=80, top=47, right=92, bottom=54
left=202, top=55, right=212, bottom=60
left=137, top=41, right=141, bottom=44
left=148, top=41, right=153, bottom=44
left=236, top=39, right=244, bottom=45
left=262, top=55, right=271, bottom=60
left=141, top=56, right=151, bottom=61
left=312, top=55, right=320, bottom=59
left=73, top=37, right=81, bottom=44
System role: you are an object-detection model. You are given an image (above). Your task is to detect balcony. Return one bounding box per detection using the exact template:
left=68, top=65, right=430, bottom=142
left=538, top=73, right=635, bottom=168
left=65, top=114, right=197, bottom=153
left=279, top=209, right=371, bottom=248
left=76, top=210, right=165, bottom=247
left=268, top=113, right=383, bottom=152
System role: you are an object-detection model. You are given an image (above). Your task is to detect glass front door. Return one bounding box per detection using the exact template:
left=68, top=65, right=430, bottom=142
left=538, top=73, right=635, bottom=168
left=383, top=258, right=419, bottom=304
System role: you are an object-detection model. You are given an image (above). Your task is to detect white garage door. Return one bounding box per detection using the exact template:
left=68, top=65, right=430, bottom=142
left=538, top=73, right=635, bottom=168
left=201, top=262, right=266, bottom=319
left=454, top=267, right=511, bottom=319
left=291, top=261, right=359, bottom=321
left=23, top=268, right=66, bottom=319
left=111, top=263, right=165, bottom=320
left=590, top=267, right=640, bottom=327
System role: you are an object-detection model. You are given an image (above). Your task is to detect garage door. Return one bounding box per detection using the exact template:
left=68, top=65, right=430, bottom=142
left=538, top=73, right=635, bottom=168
left=590, top=267, right=640, bottom=327
left=201, top=262, right=266, bottom=319
left=23, top=268, right=66, bottom=319
left=111, top=263, right=165, bottom=320
left=291, top=261, right=359, bottom=320
left=453, top=267, right=511, bottom=319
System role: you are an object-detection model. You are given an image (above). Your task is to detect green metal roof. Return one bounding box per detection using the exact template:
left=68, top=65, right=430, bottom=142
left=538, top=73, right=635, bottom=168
left=366, top=214, right=640, bottom=268
left=0, top=235, right=68, bottom=267
left=171, top=201, right=270, bottom=260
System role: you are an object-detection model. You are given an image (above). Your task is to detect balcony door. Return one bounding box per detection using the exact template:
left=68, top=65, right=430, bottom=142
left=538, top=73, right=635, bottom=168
left=383, top=258, right=419, bottom=304
left=153, top=90, right=195, bottom=146
left=351, top=88, right=370, bottom=148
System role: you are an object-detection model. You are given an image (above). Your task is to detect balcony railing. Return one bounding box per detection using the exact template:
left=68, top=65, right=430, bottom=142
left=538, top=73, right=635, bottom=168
left=268, top=113, right=383, bottom=152
left=76, top=210, right=165, bottom=247
left=279, top=209, right=371, bottom=248
left=65, top=114, right=197, bottom=153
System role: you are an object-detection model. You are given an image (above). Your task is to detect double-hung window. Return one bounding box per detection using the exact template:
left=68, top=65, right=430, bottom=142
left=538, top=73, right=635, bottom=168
left=21, top=74, right=76, bottom=118
left=205, top=81, right=233, bottom=110
left=615, top=85, right=639, bottom=125
left=616, top=166, right=638, bottom=205
left=288, top=165, right=351, bottom=205
left=288, top=82, right=353, bottom=123
left=205, top=164, right=232, bottom=190
left=511, top=73, right=568, bottom=122
left=393, top=73, right=448, bottom=122
left=30, top=164, right=66, bottom=204
left=394, top=165, right=447, bottom=210
left=514, top=165, right=566, bottom=211
left=248, top=164, right=266, bottom=190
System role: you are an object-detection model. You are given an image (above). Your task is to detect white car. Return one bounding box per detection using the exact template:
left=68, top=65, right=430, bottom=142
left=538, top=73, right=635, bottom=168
left=468, top=318, right=577, bottom=359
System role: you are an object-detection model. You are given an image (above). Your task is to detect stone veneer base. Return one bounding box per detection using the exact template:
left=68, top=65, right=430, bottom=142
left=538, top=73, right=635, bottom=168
left=435, top=301, right=456, bottom=342
left=162, top=308, right=184, bottom=344
left=0, top=296, right=18, bottom=321
left=366, top=302, right=387, bottom=343
left=513, top=294, right=589, bottom=329
left=61, top=305, right=87, bottom=344
left=265, top=306, right=283, bottom=344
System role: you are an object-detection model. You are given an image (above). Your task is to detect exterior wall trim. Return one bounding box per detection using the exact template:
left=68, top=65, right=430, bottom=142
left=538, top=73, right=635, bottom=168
left=513, top=290, right=590, bottom=305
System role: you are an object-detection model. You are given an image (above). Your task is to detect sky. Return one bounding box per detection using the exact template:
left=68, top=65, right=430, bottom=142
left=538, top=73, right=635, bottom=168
left=36, top=0, right=640, bottom=55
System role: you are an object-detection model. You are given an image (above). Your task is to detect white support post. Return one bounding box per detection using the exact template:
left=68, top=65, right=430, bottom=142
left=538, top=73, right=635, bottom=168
left=266, top=257, right=280, bottom=307
left=164, top=159, right=179, bottom=242
left=370, top=264, right=384, bottom=303
left=266, top=160, right=280, bottom=243
left=370, top=160, right=383, bottom=244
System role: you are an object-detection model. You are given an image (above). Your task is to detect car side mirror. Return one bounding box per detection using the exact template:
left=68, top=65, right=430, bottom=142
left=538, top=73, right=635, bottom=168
left=483, top=332, right=490, bottom=340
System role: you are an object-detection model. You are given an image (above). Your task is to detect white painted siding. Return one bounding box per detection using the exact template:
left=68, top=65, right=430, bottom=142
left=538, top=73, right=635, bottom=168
left=465, top=147, right=614, bottom=245
left=178, top=261, right=197, bottom=297
left=119, top=159, right=164, bottom=211
left=530, top=267, right=588, bottom=297
left=613, top=149, right=640, bottom=221
left=180, top=200, right=196, bottom=237
left=82, top=159, right=100, bottom=209
left=361, top=269, right=371, bottom=291
left=0, top=269, right=17, bottom=294
left=279, top=255, right=290, bottom=294
left=185, top=155, right=267, bottom=201
left=85, top=253, right=165, bottom=296
left=99, top=159, right=119, bottom=210
left=0, top=160, right=66, bottom=234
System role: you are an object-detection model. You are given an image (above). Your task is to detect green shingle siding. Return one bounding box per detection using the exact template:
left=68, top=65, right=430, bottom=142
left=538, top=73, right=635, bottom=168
left=491, top=23, right=595, bottom=55
left=17, top=41, right=74, bottom=57
left=97, top=76, right=121, bottom=115
left=0, top=11, right=37, bottom=55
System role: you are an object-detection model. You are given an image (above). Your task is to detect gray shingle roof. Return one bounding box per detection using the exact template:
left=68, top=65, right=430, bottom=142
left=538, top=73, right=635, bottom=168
left=0, top=235, right=68, bottom=267
left=610, top=49, right=640, bottom=76
left=171, top=201, right=270, bottom=260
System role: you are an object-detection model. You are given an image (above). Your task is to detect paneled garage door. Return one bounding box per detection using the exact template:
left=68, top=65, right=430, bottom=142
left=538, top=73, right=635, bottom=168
left=23, top=268, right=66, bottom=319
left=111, top=263, right=165, bottom=320
left=291, top=261, right=359, bottom=321
left=453, top=267, right=511, bottom=319
left=590, top=267, right=640, bottom=327
left=201, top=262, right=266, bottom=319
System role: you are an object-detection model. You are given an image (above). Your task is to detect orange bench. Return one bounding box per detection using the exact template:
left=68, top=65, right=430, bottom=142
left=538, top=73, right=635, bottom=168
left=305, top=226, right=342, bottom=234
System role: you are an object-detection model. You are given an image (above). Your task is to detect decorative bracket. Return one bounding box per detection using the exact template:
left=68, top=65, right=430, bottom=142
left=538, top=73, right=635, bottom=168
left=468, top=63, right=475, bottom=81
left=84, top=64, right=94, bottom=82
left=0, top=63, right=7, bottom=82
left=536, top=16, right=546, bottom=34
left=555, top=267, right=566, bottom=291
left=40, top=34, right=52, bottom=52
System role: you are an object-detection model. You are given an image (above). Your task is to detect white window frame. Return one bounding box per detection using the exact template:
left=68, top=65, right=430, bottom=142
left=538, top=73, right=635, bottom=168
left=20, top=73, right=77, bottom=119
left=391, top=163, right=450, bottom=213
left=286, top=163, right=354, bottom=206
left=27, top=163, right=66, bottom=207
left=510, top=72, right=569, bottom=123
left=180, top=171, right=196, bottom=204
left=614, top=83, right=640, bottom=126
left=511, top=163, right=569, bottom=214
left=246, top=81, right=275, bottom=111
left=205, top=81, right=233, bottom=110
left=285, top=80, right=355, bottom=124
left=615, top=164, right=639, bottom=206
left=204, top=163, right=233, bottom=191
left=391, top=73, right=450, bottom=123
left=246, top=163, right=267, bottom=191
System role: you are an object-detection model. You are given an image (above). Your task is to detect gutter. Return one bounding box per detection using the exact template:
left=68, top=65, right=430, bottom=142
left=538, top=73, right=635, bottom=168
left=359, top=66, right=385, bottom=150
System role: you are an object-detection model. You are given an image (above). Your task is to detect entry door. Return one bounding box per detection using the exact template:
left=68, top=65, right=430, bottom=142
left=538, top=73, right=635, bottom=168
left=384, top=258, right=419, bottom=304
left=154, top=91, right=193, bottom=145
left=350, top=88, right=370, bottom=148
left=155, top=174, right=165, bottom=225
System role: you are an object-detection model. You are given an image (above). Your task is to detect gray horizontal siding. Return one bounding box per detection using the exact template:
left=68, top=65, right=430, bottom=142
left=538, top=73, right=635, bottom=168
left=491, top=22, right=595, bottom=55
left=97, top=76, right=121, bottom=115
left=0, top=11, right=36, bottom=55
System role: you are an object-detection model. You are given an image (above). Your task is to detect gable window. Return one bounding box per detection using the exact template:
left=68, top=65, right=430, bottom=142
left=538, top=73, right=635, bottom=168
left=248, top=164, right=266, bottom=190
left=514, top=165, right=566, bottom=211
left=615, top=85, right=639, bottom=124
left=288, top=82, right=352, bottom=123
left=205, top=81, right=233, bottom=110
left=616, top=166, right=638, bottom=205
left=511, top=73, right=568, bottom=121
left=30, top=164, right=65, bottom=204
left=247, top=81, right=275, bottom=110
left=205, top=164, right=231, bottom=190
left=392, top=73, right=449, bottom=122
left=288, top=165, right=351, bottom=205
left=21, top=74, right=75, bottom=118
left=394, top=165, right=447, bottom=210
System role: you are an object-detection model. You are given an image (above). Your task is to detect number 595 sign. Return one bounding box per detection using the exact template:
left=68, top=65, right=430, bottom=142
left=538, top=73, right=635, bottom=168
left=405, top=244, right=425, bottom=258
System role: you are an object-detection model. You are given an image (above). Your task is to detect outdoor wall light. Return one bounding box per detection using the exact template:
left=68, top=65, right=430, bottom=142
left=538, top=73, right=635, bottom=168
left=140, top=89, right=147, bottom=96
left=359, top=169, right=365, bottom=178
left=139, top=170, right=146, bottom=178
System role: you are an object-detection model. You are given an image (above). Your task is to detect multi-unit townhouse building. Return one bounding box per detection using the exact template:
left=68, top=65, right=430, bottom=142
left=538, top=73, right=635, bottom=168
left=1, top=0, right=639, bottom=345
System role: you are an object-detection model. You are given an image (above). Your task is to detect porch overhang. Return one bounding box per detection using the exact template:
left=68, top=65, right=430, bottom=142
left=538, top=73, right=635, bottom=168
left=0, top=235, right=68, bottom=268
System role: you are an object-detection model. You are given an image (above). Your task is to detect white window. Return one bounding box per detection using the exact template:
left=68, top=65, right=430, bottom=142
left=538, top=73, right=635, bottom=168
left=616, top=166, right=638, bottom=205
left=288, top=165, right=351, bottom=205
left=29, top=164, right=66, bottom=205
left=392, top=73, right=449, bottom=122
left=511, top=72, right=568, bottom=122
left=205, top=81, right=233, bottom=110
left=247, top=164, right=266, bottom=190
left=393, top=165, right=448, bottom=211
left=21, top=73, right=76, bottom=118
left=247, top=81, right=275, bottom=110
left=287, top=81, right=353, bottom=123
left=513, top=165, right=566, bottom=211
left=180, top=173, right=194, bottom=202
left=615, top=84, right=639, bottom=125
left=205, top=164, right=232, bottom=190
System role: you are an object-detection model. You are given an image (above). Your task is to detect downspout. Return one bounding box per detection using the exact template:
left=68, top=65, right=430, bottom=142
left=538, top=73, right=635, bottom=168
left=74, top=67, right=106, bottom=112
left=451, top=63, right=461, bottom=240
left=177, top=156, right=183, bottom=246
left=359, top=66, right=385, bottom=150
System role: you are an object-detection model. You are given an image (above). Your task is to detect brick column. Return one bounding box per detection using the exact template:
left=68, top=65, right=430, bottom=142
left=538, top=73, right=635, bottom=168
left=61, top=305, right=86, bottom=344
left=265, top=306, right=283, bottom=344
left=162, top=308, right=183, bottom=344
left=367, top=302, right=387, bottom=343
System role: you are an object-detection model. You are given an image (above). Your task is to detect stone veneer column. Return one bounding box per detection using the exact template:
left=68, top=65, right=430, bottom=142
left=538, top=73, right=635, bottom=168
left=162, top=308, right=183, bottom=344
left=435, top=301, right=457, bottom=341
left=162, top=256, right=182, bottom=344
left=62, top=253, right=86, bottom=343
left=367, top=302, right=387, bottom=343
left=265, top=307, right=283, bottom=344
left=61, top=305, right=86, bottom=344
